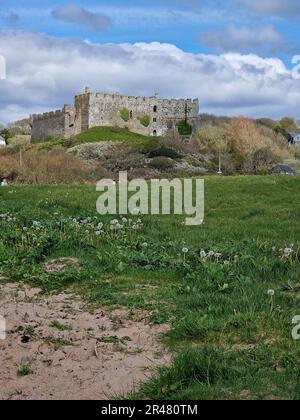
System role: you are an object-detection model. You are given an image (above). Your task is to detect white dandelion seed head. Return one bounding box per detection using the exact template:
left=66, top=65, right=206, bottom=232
left=200, top=250, right=206, bottom=259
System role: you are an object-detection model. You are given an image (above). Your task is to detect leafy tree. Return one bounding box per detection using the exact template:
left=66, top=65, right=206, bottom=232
left=256, top=118, right=277, bottom=130
left=177, top=120, right=192, bottom=136
left=280, top=117, right=297, bottom=130
left=229, top=117, right=262, bottom=155
left=274, top=126, right=293, bottom=143
left=197, top=124, right=229, bottom=153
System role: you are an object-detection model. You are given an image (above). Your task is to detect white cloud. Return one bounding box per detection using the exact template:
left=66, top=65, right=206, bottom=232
left=0, top=30, right=299, bottom=124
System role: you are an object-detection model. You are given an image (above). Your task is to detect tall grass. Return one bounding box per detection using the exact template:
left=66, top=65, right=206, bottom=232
left=0, top=151, right=107, bottom=183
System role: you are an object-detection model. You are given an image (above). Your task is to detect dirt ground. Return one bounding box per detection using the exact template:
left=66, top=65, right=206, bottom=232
left=0, top=281, right=170, bottom=400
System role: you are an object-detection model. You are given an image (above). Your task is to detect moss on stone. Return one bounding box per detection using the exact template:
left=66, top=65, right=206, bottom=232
left=138, top=115, right=150, bottom=127
left=120, top=108, right=130, bottom=122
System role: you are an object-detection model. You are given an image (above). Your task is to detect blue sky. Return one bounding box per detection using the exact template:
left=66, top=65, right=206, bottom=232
left=0, top=0, right=300, bottom=123
left=1, top=0, right=300, bottom=59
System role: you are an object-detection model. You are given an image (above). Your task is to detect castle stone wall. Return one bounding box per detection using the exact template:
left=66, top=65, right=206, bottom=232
left=31, top=92, right=199, bottom=141
left=88, top=93, right=199, bottom=137
left=31, top=105, right=76, bottom=142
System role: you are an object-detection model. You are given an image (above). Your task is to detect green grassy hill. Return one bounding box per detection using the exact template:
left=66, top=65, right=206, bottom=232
left=33, top=126, right=159, bottom=153
left=74, top=126, right=155, bottom=143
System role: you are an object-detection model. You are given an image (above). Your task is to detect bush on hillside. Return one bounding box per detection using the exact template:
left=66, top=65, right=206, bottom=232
left=177, top=120, right=192, bottom=136
left=110, top=126, right=122, bottom=133
left=148, top=146, right=182, bottom=159
left=197, top=124, right=229, bottom=153
left=160, top=132, right=201, bottom=155
left=253, top=148, right=280, bottom=174
left=0, top=156, right=20, bottom=179
left=149, top=156, right=175, bottom=170
left=197, top=116, right=292, bottom=174
left=216, top=153, right=237, bottom=175
left=280, top=117, right=297, bottom=130
left=274, top=126, right=293, bottom=143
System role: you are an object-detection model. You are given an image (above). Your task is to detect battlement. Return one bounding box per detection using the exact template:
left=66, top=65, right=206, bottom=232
left=89, top=91, right=197, bottom=103
left=74, top=91, right=198, bottom=106
left=32, top=105, right=73, bottom=121
left=32, top=110, right=63, bottom=121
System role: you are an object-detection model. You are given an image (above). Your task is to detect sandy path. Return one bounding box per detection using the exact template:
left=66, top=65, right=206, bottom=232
left=0, top=281, right=170, bottom=400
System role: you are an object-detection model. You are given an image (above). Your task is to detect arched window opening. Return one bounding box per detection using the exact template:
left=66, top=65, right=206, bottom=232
left=153, top=106, right=157, bottom=113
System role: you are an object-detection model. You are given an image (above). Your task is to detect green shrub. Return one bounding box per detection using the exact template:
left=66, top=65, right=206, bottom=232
left=138, top=115, right=150, bottom=127
left=120, top=108, right=130, bottom=122
left=17, top=365, right=33, bottom=377
left=274, top=126, right=292, bottom=143
left=177, top=120, right=192, bottom=136
left=110, top=126, right=122, bottom=133
left=149, top=156, right=175, bottom=170
left=148, top=146, right=182, bottom=159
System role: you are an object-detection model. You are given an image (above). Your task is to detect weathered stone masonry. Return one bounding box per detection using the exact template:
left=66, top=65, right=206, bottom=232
left=31, top=105, right=76, bottom=142
left=31, top=92, right=199, bottom=141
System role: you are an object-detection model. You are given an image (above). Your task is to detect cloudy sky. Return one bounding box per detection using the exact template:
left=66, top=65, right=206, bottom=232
left=0, top=0, right=300, bottom=124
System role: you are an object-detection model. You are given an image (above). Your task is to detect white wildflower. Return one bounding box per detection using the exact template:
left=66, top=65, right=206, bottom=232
left=284, top=247, right=293, bottom=258
left=200, top=250, right=207, bottom=259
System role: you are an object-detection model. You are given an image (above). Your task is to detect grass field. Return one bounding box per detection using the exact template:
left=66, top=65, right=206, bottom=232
left=1, top=175, right=300, bottom=400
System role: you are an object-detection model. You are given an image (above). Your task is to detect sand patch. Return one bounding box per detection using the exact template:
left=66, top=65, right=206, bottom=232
left=44, top=257, right=81, bottom=274
left=0, top=282, right=170, bottom=400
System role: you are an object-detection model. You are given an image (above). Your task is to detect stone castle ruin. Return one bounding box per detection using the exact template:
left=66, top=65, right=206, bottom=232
left=31, top=90, right=199, bottom=141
